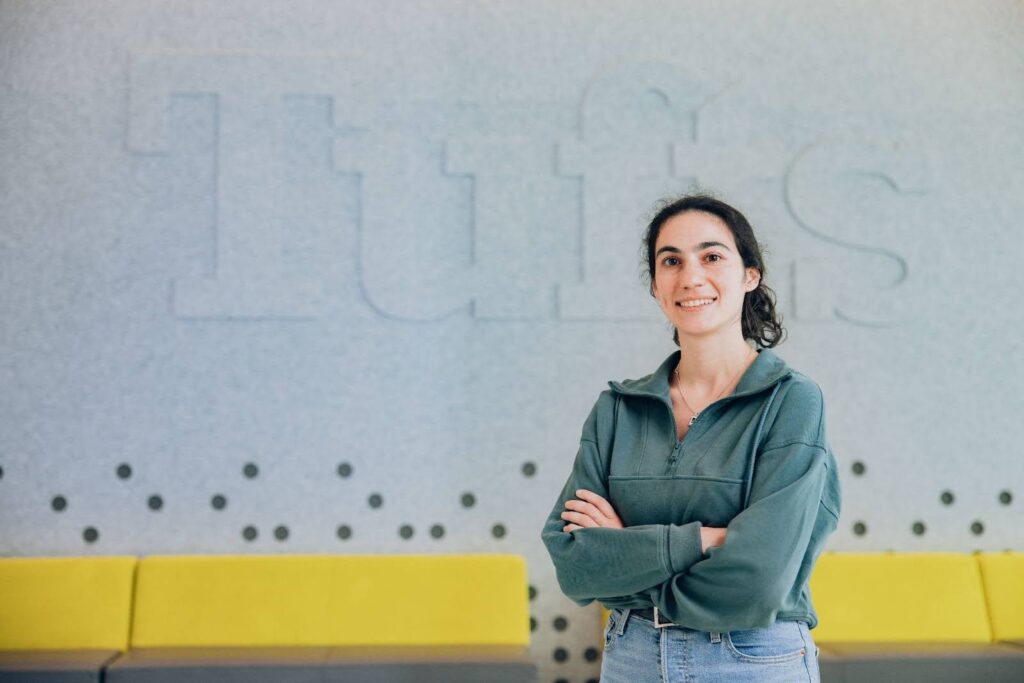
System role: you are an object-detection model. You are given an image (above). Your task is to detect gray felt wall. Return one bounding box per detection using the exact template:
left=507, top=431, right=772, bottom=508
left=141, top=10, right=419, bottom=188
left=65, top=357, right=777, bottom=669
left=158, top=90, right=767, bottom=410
left=1, top=1, right=1022, bottom=681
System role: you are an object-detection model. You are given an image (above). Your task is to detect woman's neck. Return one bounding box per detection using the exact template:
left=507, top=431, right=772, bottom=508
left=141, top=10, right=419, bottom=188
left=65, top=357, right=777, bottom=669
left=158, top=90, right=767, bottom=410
left=674, top=334, right=756, bottom=395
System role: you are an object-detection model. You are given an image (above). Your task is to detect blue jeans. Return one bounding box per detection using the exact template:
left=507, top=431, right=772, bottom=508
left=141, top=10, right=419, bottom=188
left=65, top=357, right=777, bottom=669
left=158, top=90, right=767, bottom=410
left=600, top=608, right=821, bottom=682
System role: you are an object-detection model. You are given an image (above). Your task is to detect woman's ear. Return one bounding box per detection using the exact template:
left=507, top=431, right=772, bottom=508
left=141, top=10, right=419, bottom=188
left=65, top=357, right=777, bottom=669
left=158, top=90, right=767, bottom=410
left=744, top=268, right=761, bottom=292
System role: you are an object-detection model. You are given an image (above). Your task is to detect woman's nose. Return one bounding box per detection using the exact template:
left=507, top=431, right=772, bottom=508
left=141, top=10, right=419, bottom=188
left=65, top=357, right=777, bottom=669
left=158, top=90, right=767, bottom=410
left=680, top=263, right=706, bottom=286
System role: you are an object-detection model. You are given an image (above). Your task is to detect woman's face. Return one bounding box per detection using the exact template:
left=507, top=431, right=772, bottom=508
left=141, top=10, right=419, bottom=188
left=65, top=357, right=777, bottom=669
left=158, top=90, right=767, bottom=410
left=650, top=210, right=760, bottom=342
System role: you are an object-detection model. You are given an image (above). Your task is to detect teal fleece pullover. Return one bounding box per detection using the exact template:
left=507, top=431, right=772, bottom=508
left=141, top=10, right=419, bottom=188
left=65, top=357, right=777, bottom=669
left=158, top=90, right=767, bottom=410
left=540, top=347, right=841, bottom=631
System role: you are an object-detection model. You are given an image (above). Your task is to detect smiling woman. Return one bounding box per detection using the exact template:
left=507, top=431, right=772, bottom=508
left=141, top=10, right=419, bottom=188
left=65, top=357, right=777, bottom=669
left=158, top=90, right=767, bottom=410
left=540, top=193, right=841, bottom=683
left=644, top=195, right=784, bottom=353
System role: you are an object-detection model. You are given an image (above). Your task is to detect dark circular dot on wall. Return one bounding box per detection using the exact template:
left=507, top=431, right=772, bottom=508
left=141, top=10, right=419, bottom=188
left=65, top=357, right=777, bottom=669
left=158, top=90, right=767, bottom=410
left=429, top=524, right=444, bottom=539
left=461, top=492, right=476, bottom=508
left=999, top=490, right=1013, bottom=505
left=0, top=465, right=4, bottom=480
left=399, top=525, right=414, bottom=539
left=528, top=584, right=537, bottom=601
left=83, top=527, right=99, bottom=543
left=521, top=462, right=536, bottom=477
left=492, top=523, right=506, bottom=539
left=368, top=493, right=383, bottom=508
left=336, top=524, right=352, bottom=540
left=552, top=616, right=568, bottom=631
left=853, top=521, right=867, bottom=536
left=940, top=491, right=955, bottom=505
left=584, top=647, right=600, bottom=662
left=529, top=616, right=536, bottom=632
left=336, top=462, right=352, bottom=478
left=243, top=462, right=259, bottom=479
left=211, top=494, right=227, bottom=510
left=971, top=520, right=985, bottom=535
left=274, top=525, right=289, bottom=541
left=242, top=525, right=258, bottom=541
left=912, top=521, right=926, bottom=536
left=552, top=647, right=568, bottom=663
left=851, top=461, right=866, bottom=476
left=51, top=495, right=67, bottom=512
left=116, top=463, right=132, bottom=479
left=148, top=495, right=163, bottom=511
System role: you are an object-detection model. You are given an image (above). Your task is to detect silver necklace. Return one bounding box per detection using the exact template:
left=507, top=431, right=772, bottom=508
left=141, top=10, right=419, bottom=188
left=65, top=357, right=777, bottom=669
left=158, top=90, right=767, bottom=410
left=674, top=347, right=756, bottom=427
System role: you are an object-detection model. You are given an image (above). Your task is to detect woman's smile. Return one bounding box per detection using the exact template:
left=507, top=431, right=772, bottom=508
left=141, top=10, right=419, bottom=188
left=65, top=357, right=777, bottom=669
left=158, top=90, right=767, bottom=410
left=676, top=297, right=717, bottom=310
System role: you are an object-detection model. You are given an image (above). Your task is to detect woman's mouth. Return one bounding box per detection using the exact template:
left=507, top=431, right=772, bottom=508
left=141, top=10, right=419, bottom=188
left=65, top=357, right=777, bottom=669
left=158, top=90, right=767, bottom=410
left=676, top=297, right=716, bottom=311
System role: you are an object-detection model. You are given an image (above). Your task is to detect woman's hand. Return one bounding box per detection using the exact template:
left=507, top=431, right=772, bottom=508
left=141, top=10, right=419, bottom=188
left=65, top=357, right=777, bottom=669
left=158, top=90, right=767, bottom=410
left=700, top=526, right=727, bottom=553
left=561, top=489, right=728, bottom=552
left=561, top=489, right=624, bottom=531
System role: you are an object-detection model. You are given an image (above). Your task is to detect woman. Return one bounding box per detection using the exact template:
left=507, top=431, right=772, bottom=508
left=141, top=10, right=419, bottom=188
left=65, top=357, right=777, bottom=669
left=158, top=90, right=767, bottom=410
left=540, top=193, right=841, bottom=682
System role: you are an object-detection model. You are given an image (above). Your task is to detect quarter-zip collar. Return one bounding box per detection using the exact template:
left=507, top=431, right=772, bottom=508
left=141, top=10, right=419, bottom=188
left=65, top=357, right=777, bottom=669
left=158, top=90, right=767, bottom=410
left=607, top=347, right=792, bottom=405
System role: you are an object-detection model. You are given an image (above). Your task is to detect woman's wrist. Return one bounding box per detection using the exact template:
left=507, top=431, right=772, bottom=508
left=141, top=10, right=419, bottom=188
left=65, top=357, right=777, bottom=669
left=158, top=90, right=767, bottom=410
left=700, top=526, right=727, bottom=553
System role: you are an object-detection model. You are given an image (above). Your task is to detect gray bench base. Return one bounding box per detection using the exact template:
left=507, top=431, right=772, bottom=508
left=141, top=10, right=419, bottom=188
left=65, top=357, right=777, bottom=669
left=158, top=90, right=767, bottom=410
left=819, top=641, right=1024, bottom=682
left=104, top=645, right=538, bottom=683
left=0, top=649, right=120, bottom=682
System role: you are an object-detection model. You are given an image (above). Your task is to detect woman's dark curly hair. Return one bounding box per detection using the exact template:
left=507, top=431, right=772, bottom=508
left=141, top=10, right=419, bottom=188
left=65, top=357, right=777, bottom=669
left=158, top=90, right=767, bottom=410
left=641, top=192, right=786, bottom=349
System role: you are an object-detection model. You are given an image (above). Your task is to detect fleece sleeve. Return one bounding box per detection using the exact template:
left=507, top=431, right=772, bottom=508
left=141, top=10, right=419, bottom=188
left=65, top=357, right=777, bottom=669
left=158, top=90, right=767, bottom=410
left=539, top=391, right=705, bottom=606
left=639, top=382, right=838, bottom=631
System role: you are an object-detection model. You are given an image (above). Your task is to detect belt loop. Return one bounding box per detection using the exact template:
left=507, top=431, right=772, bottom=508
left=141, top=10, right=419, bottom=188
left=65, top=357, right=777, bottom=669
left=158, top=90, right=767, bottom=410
left=710, top=631, right=722, bottom=643
left=617, top=609, right=630, bottom=635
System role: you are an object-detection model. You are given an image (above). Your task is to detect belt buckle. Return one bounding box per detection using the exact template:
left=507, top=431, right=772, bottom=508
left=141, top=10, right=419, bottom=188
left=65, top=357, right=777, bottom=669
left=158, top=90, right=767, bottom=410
left=653, top=606, right=674, bottom=629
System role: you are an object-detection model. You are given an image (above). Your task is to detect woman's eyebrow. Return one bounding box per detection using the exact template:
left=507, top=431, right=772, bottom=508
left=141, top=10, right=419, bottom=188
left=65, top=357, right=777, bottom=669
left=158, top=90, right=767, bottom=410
left=655, top=241, right=731, bottom=256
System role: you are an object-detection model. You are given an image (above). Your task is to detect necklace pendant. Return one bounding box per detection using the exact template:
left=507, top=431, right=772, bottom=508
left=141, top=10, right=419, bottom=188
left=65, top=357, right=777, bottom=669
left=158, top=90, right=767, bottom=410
left=689, top=414, right=699, bottom=426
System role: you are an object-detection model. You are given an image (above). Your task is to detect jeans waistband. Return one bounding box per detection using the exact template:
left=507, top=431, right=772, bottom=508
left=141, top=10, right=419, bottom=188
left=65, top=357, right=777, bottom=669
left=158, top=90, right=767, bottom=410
left=625, top=607, right=723, bottom=640
left=631, top=607, right=663, bottom=623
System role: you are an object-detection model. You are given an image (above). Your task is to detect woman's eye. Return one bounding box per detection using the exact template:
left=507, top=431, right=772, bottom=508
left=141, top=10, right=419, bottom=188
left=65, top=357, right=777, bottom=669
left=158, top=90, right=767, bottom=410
left=662, top=256, right=679, bottom=266
left=706, top=254, right=722, bottom=262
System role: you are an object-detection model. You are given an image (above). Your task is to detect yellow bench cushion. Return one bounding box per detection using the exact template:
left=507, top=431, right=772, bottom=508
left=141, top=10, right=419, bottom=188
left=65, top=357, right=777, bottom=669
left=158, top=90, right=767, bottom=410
left=809, top=552, right=992, bottom=643
left=0, top=556, right=137, bottom=650
left=131, top=554, right=529, bottom=647
left=977, top=552, right=1024, bottom=641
